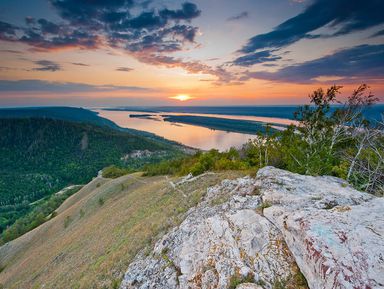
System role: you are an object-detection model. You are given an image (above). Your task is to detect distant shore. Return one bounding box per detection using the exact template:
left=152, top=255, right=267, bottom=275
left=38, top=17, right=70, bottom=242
left=161, top=114, right=284, bottom=135
left=103, top=104, right=384, bottom=123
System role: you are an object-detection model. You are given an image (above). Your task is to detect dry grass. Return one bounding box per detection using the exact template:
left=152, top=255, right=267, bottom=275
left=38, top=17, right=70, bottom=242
left=0, top=171, right=244, bottom=289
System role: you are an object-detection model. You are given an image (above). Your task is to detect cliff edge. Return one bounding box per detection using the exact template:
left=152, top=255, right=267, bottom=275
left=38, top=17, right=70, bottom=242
left=121, top=167, right=384, bottom=289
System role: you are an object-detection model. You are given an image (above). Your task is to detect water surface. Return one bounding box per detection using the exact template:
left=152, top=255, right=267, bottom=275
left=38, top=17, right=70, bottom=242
left=96, top=110, right=264, bottom=151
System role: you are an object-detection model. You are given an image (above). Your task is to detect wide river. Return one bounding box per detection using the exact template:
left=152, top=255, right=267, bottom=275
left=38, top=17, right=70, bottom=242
left=95, top=110, right=294, bottom=151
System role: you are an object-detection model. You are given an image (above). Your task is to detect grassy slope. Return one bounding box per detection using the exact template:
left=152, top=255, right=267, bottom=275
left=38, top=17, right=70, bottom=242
left=0, top=171, right=245, bottom=289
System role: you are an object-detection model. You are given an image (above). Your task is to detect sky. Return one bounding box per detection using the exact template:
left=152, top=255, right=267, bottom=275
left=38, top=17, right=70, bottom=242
left=0, top=0, right=383, bottom=107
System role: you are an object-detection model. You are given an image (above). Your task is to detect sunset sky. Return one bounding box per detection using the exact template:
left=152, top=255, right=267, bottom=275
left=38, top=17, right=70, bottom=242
left=0, top=0, right=383, bottom=106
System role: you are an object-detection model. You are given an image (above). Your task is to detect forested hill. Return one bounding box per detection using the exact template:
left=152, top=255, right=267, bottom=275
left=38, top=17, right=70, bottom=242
left=0, top=118, right=180, bottom=232
left=0, top=106, right=179, bottom=145
left=0, top=107, right=118, bottom=128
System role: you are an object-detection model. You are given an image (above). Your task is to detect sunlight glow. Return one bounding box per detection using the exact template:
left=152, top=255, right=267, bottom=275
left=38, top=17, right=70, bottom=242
left=170, top=94, right=193, bottom=101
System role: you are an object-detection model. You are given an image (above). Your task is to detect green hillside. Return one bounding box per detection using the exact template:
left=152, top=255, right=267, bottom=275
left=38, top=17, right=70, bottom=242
left=0, top=106, right=180, bottom=145
left=0, top=118, right=182, bottom=233
left=0, top=107, right=117, bottom=128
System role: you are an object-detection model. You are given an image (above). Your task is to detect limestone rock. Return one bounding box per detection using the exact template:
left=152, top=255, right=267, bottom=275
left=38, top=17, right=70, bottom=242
left=121, top=177, right=296, bottom=289
left=121, top=167, right=384, bottom=289
left=259, top=167, right=384, bottom=289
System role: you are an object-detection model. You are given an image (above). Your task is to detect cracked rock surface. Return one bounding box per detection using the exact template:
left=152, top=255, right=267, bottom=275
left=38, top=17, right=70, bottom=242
left=258, top=167, right=383, bottom=289
left=121, top=167, right=384, bottom=289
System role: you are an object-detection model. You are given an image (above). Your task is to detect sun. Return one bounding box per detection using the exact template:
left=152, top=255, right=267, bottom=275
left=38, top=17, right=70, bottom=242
left=169, top=94, right=193, bottom=101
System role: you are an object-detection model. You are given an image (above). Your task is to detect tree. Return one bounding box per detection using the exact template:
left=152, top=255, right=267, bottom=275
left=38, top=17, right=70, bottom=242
left=286, top=84, right=382, bottom=194
left=344, top=116, right=383, bottom=194
left=291, top=85, right=342, bottom=175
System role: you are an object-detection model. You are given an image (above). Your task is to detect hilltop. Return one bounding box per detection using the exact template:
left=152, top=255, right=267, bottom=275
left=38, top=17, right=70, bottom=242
left=0, top=170, right=246, bottom=288
left=0, top=168, right=383, bottom=289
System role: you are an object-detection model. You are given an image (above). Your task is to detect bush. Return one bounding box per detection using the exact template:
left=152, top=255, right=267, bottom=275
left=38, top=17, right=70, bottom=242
left=64, top=216, right=72, bottom=228
left=144, top=149, right=251, bottom=177
left=229, top=272, right=254, bottom=289
left=102, top=165, right=132, bottom=179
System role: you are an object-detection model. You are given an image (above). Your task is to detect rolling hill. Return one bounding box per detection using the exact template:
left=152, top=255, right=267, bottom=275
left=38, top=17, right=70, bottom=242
left=0, top=171, right=244, bottom=288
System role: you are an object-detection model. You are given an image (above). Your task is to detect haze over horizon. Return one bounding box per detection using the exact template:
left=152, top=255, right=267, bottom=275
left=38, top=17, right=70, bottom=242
left=0, top=0, right=383, bottom=107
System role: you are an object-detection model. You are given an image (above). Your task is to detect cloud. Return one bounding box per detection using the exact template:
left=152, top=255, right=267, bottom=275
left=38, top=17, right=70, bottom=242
left=0, top=16, right=101, bottom=51
left=140, top=1, right=152, bottom=8
left=49, top=0, right=201, bottom=51
left=35, top=18, right=61, bottom=34
left=262, top=63, right=278, bottom=67
left=238, top=0, right=384, bottom=54
left=371, top=29, right=384, bottom=37
left=159, top=2, right=201, bottom=21
left=50, top=0, right=134, bottom=27
left=0, top=1, right=201, bottom=53
left=227, top=11, right=249, bottom=22
left=0, top=20, right=18, bottom=40
left=233, top=50, right=281, bottom=66
left=0, top=79, right=151, bottom=92
left=33, top=60, right=62, bottom=72
left=0, top=1, right=223, bottom=80
left=71, top=62, right=90, bottom=66
left=130, top=52, right=237, bottom=84
left=240, top=44, right=384, bottom=83
left=116, top=67, right=134, bottom=72
left=0, top=49, right=22, bottom=54
left=20, top=28, right=101, bottom=51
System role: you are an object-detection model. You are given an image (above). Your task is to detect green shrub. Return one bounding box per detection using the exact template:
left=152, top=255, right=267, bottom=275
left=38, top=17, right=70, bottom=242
left=64, top=216, right=72, bottom=228
left=229, top=272, right=254, bottom=289
left=144, top=149, right=251, bottom=177
left=102, top=165, right=132, bottom=179
left=272, top=279, right=286, bottom=289
left=111, top=278, right=120, bottom=289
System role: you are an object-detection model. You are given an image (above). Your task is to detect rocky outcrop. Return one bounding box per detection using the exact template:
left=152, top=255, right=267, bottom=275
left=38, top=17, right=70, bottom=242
left=121, top=167, right=384, bottom=289
left=258, top=168, right=383, bottom=289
